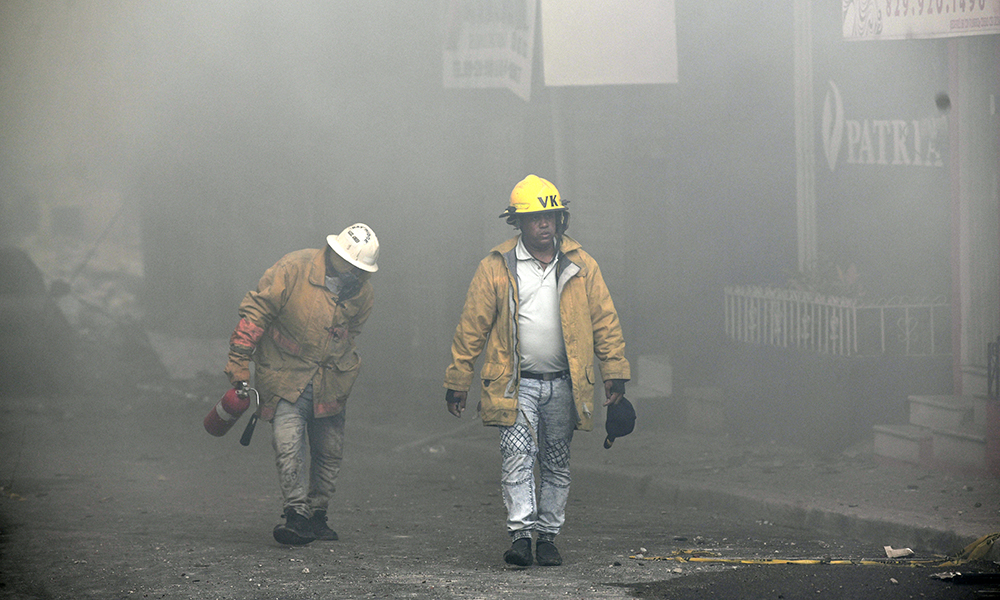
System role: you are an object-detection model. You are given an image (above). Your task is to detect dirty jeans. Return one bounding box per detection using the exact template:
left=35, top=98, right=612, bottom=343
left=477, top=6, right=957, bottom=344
left=499, top=376, right=575, bottom=542
left=271, top=383, right=345, bottom=518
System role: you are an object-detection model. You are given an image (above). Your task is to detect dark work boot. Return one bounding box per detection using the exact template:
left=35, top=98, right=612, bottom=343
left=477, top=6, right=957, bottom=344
left=535, top=540, right=562, bottom=566
left=308, top=510, right=339, bottom=541
left=503, top=537, right=533, bottom=567
left=272, top=510, right=316, bottom=546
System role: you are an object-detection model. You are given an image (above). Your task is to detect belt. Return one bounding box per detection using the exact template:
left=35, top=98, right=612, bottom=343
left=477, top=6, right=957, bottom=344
left=520, top=370, right=570, bottom=381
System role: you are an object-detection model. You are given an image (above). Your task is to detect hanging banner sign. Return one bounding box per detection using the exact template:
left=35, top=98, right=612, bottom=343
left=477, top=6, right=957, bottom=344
left=541, top=0, right=678, bottom=86
left=843, top=0, right=1000, bottom=40
left=442, top=0, right=536, bottom=101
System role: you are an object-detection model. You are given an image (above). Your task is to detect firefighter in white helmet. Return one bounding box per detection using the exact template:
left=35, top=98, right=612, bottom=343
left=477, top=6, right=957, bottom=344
left=444, top=175, right=630, bottom=567
left=225, top=223, right=379, bottom=545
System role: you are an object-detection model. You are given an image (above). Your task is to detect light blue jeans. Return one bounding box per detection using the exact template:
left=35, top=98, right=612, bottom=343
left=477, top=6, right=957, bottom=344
left=499, top=376, right=575, bottom=542
left=271, top=383, right=345, bottom=518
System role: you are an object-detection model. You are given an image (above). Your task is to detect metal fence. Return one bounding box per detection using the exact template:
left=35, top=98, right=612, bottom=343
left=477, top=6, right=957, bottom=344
left=724, top=286, right=950, bottom=357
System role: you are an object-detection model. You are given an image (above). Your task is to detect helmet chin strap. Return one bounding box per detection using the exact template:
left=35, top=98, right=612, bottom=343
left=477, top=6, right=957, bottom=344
left=557, top=211, right=570, bottom=236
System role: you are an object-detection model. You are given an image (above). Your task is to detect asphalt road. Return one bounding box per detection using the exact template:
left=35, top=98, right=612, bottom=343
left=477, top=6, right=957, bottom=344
left=1, top=376, right=996, bottom=599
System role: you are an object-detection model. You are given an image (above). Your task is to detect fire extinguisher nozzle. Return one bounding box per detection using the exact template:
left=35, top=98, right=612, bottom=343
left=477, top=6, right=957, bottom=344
left=239, top=414, right=258, bottom=446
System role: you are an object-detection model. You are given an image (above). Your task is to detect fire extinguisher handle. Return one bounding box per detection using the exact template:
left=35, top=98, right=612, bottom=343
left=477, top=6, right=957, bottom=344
left=238, top=387, right=260, bottom=446
left=239, top=413, right=258, bottom=446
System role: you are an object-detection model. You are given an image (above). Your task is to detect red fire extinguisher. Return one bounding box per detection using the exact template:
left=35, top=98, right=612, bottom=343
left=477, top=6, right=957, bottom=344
left=204, top=382, right=258, bottom=439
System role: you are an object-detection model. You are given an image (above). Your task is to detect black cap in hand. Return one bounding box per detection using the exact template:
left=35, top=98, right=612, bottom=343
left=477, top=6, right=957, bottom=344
left=604, top=397, right=636, bottom=449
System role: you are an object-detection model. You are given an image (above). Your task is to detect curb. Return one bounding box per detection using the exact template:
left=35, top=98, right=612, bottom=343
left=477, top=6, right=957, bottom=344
left=571, top=460, right=984, bottom=558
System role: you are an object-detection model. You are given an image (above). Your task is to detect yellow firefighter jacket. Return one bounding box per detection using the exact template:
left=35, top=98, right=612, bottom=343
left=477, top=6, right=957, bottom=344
left=225, top=248, right=373, bottom=421
left=444, top=234, right=630, bottom=431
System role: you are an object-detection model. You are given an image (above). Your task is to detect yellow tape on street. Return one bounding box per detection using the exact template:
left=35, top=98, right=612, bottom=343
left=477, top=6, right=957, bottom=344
left=629, top=532, right=999, bottom=568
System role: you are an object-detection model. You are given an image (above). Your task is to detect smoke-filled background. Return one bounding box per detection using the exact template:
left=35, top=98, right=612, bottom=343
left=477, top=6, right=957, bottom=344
left=1, top=1, right=997, bottom=452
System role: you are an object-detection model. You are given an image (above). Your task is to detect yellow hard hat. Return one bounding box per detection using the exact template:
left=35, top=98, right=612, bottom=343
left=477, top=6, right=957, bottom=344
left=499, top=175, right=570, bottom=228
left=505, top=175, right=563, bottom=215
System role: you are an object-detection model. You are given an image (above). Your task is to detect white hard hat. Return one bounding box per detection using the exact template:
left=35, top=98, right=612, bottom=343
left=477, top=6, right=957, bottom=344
left=327, top=223, right=379, bottom=273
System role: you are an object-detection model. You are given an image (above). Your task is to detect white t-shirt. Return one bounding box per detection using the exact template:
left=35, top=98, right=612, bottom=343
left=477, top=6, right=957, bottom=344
left=515, top=238, right=569, bottom=373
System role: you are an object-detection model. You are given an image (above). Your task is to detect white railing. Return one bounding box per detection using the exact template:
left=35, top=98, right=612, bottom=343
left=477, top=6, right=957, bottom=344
left=854, top=296, right=951, bottom=356
left=724, top=286, right=950, bottom=357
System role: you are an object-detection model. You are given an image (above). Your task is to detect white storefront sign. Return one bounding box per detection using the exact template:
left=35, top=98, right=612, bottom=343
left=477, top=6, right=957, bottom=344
left=541, top=0, right=678, bottom=86
left=821, top=80, right=947, bottom=171
left=843, top=0, right=1000, bottom=40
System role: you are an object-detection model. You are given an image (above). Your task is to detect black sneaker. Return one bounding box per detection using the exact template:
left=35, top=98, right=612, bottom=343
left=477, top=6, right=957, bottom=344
left=535, top=540, right=562, bottom=566
left=308, top=510, right=339, bottom=541
left=272, top=510, right=316, bottom=546
left=503, top=537, right=533, bottom=567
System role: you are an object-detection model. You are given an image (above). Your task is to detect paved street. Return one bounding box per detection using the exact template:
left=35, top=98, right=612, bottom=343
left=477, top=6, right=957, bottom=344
left=1, top=374, right=995, bottom=599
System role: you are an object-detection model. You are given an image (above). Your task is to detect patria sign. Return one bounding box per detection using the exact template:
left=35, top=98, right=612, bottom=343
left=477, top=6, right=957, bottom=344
left=821, top=80, right=946, bottom=172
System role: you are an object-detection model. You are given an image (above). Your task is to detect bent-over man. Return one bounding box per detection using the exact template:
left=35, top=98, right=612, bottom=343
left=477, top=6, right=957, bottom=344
left=225, top=223, right=379, bottom=545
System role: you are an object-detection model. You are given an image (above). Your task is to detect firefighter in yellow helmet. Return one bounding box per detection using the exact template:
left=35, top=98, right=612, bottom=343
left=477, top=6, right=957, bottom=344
left=444, top=175, right=630, bottom=567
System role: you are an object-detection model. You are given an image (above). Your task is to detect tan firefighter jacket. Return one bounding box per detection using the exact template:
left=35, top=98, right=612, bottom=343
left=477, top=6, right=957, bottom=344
left=444, top=234, right=630, bottom=431
left=225, top=248, right=373, bottom=421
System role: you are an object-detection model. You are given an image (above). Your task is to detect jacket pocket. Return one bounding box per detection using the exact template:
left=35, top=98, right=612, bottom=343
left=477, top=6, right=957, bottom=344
left=584, top=363, right=596, bottom=384
left=322, top=353, right=361, bottom=402
left=481, top=362, right=508, bottom=389
left=330, top=350, right=360, bottom=373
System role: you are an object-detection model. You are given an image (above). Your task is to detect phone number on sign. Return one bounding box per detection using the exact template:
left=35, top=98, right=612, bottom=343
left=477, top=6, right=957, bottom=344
left=886, top=0, right=993, bottom=16
left=950, top=14, right=1000, bottom=26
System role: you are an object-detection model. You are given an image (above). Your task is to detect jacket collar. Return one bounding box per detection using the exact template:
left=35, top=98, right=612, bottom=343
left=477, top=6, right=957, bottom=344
left=307, top=248, right=328, bottom=287
left=492, top=234, right=582, bottom=255
left=492, top=234, right=585, bottom=273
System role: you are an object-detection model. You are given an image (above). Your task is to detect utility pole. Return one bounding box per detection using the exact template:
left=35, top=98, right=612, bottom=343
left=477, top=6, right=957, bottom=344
left=793, top=0, right=818, bottom=274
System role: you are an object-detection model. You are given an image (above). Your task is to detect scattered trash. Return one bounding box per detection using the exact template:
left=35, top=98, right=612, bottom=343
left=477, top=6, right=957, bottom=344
left=889, top=577, right=898, bottom=584
left=930, top=572, right=1000, bottom=584
left=884, top=546, right=914, bottom=558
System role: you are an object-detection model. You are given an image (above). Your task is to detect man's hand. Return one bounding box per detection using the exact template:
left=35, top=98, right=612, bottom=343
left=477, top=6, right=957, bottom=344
left=603, top=379, right=625, bottom=406
left=446, top=389, right=467, bottom=417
